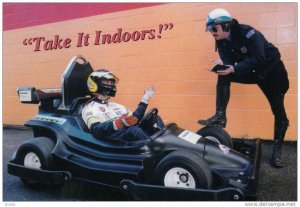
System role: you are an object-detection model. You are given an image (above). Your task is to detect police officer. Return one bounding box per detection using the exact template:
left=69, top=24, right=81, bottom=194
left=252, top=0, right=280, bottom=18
left=198, top=8, right=289, bottom=168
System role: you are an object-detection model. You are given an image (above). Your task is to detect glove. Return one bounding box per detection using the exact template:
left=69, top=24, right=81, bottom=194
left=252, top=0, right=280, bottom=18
left=121, top=115, right=138, bottom=126
left=141, top=85, right=155, bottom=104
left=113, top=115, right=138, bottom=130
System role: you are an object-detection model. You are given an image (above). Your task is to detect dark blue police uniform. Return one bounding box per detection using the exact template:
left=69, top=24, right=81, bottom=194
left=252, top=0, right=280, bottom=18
left=214, top=21, right=289, bottom=168
left=216, top=23, right=289, bottom=124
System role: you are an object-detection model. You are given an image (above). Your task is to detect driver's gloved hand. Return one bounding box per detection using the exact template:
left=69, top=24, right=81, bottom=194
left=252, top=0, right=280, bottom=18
left=113, top=115, right=138, bottom=130
left=141, top=86, right=155, bottom=104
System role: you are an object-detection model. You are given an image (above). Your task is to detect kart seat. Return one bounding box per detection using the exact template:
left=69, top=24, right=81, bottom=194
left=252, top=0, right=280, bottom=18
left=59, top=56, right=94, bottom=114
left=73, top=97, right=94, bottom=132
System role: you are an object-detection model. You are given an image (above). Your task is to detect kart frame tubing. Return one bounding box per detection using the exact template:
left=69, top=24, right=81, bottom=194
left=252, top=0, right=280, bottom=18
left=120, top=179, right=245, bottom=201
left=7, top=162, right=71, bottom=185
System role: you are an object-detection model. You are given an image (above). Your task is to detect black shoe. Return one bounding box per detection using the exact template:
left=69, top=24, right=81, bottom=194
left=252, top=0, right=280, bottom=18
left=270, top=120, right=289, bottom=168
left=270, top=156, right=284, bottom=168
left=198, top=112, right=227, bottom=128
left=198, top=85, right=230, bottom=128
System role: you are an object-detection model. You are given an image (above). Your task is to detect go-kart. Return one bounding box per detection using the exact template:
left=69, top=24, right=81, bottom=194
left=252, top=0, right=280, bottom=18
left=7, top=56, right=261, bottom=201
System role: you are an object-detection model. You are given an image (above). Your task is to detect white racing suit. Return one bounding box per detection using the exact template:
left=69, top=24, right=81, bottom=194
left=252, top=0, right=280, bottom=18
left=82, top=99, right=164, bottom=141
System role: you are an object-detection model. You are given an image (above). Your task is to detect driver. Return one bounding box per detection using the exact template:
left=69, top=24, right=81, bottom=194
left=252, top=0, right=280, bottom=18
left=82, top=69, right=164, bottom=141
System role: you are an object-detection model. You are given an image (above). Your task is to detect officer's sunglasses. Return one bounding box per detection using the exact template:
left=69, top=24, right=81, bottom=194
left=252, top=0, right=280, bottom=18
left=209, top=26, right=218, bottom=33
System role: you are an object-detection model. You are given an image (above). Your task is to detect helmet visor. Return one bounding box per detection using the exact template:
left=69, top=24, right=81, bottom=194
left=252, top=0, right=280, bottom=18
left=98, top=83, right=117, bottom=97
left=92, top=71, right=119, bottom=83
left=206, top=23, right=214, bottom=32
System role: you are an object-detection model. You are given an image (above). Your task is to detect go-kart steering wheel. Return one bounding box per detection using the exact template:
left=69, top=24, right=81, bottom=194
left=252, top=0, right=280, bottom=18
left=138, top=108, right=158, bottom=129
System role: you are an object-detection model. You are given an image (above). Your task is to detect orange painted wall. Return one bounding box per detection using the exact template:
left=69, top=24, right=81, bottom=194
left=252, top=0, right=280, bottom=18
left=3, top=3, right=297, bottom=140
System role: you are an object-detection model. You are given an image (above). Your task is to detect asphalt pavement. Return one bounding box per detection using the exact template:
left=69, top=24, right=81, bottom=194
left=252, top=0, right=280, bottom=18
left=2, top=128, right=297, bottom=201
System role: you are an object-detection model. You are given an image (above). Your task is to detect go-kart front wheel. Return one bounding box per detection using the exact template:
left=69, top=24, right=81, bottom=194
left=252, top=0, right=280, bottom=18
left=154, top=151, right=212, bottom=189
left=196, top=126, right=233, bottom=148
left=14, top=137, right=55, bottom=188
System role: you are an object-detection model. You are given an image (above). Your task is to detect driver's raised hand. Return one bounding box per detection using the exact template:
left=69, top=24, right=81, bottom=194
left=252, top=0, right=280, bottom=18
left=141, top=85, right=155, bottom=104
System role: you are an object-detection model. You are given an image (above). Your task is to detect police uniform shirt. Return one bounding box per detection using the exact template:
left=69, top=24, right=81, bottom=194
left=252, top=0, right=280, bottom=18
left=216, top=24, right=281, bottom=80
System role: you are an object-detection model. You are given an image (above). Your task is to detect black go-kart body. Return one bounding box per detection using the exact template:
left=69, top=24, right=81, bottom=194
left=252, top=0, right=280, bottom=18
left=8, top=56, right=261, bottom=201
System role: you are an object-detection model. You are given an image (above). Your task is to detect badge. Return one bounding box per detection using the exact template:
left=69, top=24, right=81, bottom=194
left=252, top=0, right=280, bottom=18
left=240, top=46, right=248, bottom=54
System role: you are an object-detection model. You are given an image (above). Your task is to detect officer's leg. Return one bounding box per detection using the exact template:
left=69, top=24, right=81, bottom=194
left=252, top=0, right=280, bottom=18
left=258, top=67, right=289, bottom=168
left=261, top=90, right=289, bottom=168
left=122, top=126, right=150, bottom=141
left=198, top=75, right=231, bottom=128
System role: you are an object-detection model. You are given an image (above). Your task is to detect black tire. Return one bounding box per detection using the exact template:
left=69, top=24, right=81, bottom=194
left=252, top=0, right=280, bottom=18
left=14, top=137, right=55, bottom=187
left=155, top=151, right=212, bottom=189
left=196, top=126, right=233, bottom=148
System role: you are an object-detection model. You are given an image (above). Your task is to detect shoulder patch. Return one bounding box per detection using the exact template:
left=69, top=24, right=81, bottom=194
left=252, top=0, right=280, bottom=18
left=245, top=29, right=255, bottom=39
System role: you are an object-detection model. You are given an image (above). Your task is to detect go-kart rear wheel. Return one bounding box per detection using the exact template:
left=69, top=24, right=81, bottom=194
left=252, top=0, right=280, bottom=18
left=196, top=126, right=233, bottom=148
left=14, top=137, right=55, bottom=188
left=155, top=151, right=212, bottom=189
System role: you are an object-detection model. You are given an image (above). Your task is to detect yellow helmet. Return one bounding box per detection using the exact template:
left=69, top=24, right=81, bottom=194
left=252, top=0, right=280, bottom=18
left=87, top=69, right=119, bottom=97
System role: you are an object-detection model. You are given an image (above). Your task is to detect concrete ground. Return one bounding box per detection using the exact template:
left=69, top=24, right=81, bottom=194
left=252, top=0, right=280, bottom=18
left=256, top=140, right=297, bottom=201
left=2, top=128, right=297, bottom=201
